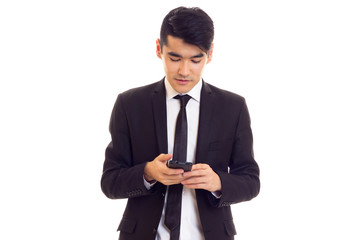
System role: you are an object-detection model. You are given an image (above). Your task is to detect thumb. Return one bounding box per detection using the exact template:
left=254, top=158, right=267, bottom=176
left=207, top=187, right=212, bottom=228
left=157, top=153, right=173, bottom=163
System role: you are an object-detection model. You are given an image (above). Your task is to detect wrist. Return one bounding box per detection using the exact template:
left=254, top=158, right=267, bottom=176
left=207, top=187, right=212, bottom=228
left=213, top=174, right=222, bottom=192
left=144, top=162, right=155, bottom=182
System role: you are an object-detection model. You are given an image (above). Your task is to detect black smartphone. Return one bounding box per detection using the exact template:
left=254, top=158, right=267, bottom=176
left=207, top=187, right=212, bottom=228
left=166, top=160, right=193, bottom=172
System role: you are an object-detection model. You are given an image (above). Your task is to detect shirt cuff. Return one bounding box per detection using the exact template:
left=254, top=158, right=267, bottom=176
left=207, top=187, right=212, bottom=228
left=143, top=176, right=157, bottom=190
left=211, top=191, right=222, bottom=199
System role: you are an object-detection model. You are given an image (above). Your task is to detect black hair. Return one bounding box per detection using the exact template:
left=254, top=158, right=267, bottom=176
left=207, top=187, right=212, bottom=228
left=160, top=7, right=214, bottom=54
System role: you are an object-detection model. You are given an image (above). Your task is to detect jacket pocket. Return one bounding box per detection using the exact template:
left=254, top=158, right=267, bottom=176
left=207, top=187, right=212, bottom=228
left=117, top=218, right=137, bottom=233
left=224, top=219, right=237, bottom=236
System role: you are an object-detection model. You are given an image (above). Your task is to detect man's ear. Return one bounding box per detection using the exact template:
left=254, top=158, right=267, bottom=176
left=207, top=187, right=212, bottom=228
left=206, top=43, right=214, bottom=64
left=156, top=38, right=162, bottom=59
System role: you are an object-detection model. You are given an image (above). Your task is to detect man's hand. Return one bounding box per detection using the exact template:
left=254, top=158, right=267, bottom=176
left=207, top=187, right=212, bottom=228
left=144, top=154, right=185, bottom=185
left=181, top=163, right=222, bottom=192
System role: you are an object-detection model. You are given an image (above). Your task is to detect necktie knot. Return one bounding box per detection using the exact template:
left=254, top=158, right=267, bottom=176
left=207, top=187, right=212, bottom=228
left=174, top=94, right=192, bottom=108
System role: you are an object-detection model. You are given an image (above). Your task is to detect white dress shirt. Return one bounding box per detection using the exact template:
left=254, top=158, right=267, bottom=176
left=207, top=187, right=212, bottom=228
left=155, top=78, right=205, bottom=240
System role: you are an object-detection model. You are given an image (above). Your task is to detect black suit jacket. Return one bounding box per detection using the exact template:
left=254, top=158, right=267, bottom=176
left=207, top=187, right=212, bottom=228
left=101, top=79, right=260, bottom=240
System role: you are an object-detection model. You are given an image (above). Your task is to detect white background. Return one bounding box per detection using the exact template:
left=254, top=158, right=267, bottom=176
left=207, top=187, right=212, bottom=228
left=1, top=0, right=359, bottom=239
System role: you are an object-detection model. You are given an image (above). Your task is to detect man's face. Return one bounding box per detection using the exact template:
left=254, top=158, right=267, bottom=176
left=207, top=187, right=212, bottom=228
left=156, top=35, right=213, bottom=93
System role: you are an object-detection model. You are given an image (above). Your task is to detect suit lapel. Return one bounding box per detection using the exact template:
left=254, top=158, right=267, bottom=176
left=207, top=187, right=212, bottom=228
left=152, top=79, right=168, bottom=154
left=196, top=81, right=214, bottom=164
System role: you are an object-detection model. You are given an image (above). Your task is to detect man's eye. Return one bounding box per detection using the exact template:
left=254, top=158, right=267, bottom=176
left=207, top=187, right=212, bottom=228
left=170, top=58, right=181, bottom=62
left=191, top=59, right=201, bottom=64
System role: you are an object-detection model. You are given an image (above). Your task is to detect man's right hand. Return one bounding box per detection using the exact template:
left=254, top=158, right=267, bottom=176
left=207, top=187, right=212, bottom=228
left=144, top=154, right=185, bottom=185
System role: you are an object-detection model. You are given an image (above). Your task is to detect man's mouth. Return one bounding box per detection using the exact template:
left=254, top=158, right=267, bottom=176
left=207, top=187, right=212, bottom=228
left=175, top=79, right=190, bottom=84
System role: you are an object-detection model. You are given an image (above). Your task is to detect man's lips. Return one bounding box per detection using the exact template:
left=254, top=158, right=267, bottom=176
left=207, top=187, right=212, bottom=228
left=175, top=79, right=191, bottom=84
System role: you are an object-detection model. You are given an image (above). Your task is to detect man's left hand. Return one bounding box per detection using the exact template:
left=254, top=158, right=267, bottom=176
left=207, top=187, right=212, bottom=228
left=181, top=163, right=222, bottom=192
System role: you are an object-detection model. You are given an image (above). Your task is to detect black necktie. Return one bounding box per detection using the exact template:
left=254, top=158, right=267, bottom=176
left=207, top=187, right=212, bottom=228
left=164, top=94, right=192, bottom=240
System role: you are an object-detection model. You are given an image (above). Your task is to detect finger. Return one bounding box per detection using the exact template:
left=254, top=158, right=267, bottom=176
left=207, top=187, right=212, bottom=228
left=161, top=174, right=186, bottom=185
left=182, top=181, right=208, bottom=190
left=182, top=176, right=217, bottom=191
left=163, top=172, right=185, bottom=180
left=166, top=169, right=185, bottom=175
left=183, top=168, right=206, bottom=178
left=160, top=169, right=185, bottom=180
left=190, top=163, right=209, bottom=171
left=181, top=175, right=207, bottom=185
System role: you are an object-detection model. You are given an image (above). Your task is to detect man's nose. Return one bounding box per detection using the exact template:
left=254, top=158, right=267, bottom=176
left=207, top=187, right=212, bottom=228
left=178, top=60, right=190, bottom=77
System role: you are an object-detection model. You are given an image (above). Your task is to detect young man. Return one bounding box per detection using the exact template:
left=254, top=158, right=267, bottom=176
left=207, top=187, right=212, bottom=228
left=101, top=7, right=260, bottom=240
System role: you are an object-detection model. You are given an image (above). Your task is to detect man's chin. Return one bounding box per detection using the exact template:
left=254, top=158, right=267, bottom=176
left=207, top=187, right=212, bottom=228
left=174, top=84, right=193, bottom=94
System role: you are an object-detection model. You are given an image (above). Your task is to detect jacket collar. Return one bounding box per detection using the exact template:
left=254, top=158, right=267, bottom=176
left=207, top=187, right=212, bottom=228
left=151, top=78, right=214, bottom=162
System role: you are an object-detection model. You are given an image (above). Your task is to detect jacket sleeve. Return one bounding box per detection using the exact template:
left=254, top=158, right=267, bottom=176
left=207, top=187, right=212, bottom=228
left=100, top=94, right=156, bottom=199
left=209, top=99, right=260, bottom=207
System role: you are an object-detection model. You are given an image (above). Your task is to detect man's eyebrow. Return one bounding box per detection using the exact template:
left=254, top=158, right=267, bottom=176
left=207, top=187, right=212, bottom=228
left=191, top=53, right=204, bottom=58
left=168, top=52, right=204, bottom=58
left=168, top=52, right=182, bottom=58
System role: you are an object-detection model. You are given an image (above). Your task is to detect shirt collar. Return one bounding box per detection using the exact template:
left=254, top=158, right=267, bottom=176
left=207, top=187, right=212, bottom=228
left=164, top=78, right=202, bottom=102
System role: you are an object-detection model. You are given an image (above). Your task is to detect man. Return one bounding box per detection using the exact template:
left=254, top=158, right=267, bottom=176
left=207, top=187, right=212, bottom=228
left=101, top=7, right=260, bottom=240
